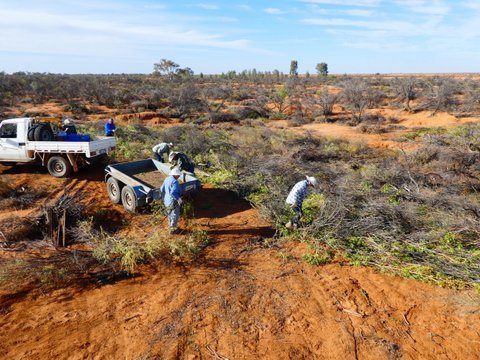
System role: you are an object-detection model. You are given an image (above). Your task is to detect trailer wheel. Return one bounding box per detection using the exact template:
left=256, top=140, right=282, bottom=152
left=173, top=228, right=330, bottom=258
left=47, top=156, right=72, bottom=178
left=34, top=124, right=54, bottom=141
left=106, top=177, right=122, bottom=204
left=121, top=186, right=137, bottom=213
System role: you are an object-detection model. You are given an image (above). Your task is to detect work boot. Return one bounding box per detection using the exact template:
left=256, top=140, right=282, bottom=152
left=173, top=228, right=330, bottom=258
left=285, top=221, right=293, bottom=229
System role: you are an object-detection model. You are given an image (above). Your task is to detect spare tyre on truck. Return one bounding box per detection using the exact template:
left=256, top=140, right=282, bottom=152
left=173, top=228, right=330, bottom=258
left=33, top=123, right=55, bottom=141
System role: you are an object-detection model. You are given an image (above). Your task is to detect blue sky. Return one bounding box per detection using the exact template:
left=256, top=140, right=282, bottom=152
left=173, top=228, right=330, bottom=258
left=0, top=0, right=479, bottom=74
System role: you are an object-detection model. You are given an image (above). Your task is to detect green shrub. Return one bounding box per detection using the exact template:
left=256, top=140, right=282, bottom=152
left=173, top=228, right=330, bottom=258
left=302, top=251, right=332, bottom=266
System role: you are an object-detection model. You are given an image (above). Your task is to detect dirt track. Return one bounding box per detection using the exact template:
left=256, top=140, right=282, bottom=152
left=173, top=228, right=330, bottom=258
left=1, top=164, right=479, bottom=359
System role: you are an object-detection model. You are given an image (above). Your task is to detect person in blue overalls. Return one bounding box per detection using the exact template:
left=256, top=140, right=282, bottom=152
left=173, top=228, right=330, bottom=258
left=160, top=167, right=183, bottom=234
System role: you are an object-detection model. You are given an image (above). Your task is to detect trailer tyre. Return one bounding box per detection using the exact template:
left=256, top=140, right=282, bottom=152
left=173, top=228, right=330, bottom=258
left=106, top=177, right=122, bottom=204
left=121, top=186, right=137, bottom=213
left=34, top=124, right=54, bottom=141
left=47, top=156, right=72, bottom=178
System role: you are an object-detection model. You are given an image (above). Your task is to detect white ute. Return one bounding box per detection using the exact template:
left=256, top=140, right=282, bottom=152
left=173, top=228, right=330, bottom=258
left=0, top=117, right=116, bottom=177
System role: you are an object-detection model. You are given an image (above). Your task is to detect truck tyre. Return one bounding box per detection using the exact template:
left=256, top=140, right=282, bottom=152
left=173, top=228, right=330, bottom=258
left=121, top=186, right=137, bottom=213
left=47, top=156, right=72, bottom=178
left=106, top=177, right=122, bottom=204
left=27, top=124, right=39, bottom=141
left=34, top=124, right=54, bottom=141
left=0, top=162, right=16, bottom=166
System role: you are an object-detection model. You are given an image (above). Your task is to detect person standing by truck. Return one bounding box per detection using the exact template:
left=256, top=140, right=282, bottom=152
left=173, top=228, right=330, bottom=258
left=62, top=119, right=77, bottom=135
left=160, top=167, right=183, bottom=234
left=152, top=142, right=173, bottom=162
left=104, top=118, right=116, bottom=136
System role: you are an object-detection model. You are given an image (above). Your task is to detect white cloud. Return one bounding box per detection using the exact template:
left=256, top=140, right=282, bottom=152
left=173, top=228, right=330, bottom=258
left=264, top=8, right=287, bottom=15
left=344, top=9, right=376, bottom=17
left=187, top=16, right=238, bottom=23
left=238, top=4, right=252, bottom=11
left=393, top=0, right=450, bottom=15
left=299, top=0, right=381, bottom=7
left=460, top=1, right=480, bottom=11
left=303, top=17, right=419, bottom=33
left=144, top=4, right=168, bottom=10
left=310, top=7, right=376, bottom=17
left=0, top=6, right=251, bottom=59
left=196, top=3, right=220, bottom=10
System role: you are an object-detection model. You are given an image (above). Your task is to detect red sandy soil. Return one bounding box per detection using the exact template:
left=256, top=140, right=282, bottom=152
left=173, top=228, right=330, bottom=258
left=268, top=110, right=479, bottom=150
left=1, top=162, right=480, bottom=359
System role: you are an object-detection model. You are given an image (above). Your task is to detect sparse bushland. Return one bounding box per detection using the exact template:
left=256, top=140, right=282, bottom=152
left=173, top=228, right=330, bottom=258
left=420, top=77, right=459, bottom=116
left=2, top=73, right=480, bottom=126
left=201, top=122, right=480, bottom=289
left=2, top=72, right=480, bottom=290
left=391, top=77, right=420, bottom=112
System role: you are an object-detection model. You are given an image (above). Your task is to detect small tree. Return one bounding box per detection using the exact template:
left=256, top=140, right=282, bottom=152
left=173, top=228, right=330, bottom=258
left=341, top=78, right=370, bottom=122
left=424, top=78, right=458, bottom=116
left=270, top=86, right=289, bottom=114
left=462, top=80, right=480, bottom=115
left=316, top=63, right=328, bottom=76
left=392, top=77, right=418, bottom=112
left=176, top=67, right=194, bottom=78
left=317, top=89, right=337, bottom=117
left=289, top=60, right=298, bottom=78
left=153, top=59, right=179, bottom=78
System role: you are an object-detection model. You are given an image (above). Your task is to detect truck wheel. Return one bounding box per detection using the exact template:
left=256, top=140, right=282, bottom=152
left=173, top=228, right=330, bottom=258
left=47, top=156, right=72, bottom=178
left=121, top=186, right=137, bottom=213
left=27, top=124, right=38, bottom=141
left=34, top=124, right=54, bottom=141
left=106, top=177, right=122, bottom=204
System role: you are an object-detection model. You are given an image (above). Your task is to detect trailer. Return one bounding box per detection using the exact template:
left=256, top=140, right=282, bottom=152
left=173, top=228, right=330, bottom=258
left=104, top=159, right=201, bottom=213
left=0, top=117, right=116, bottom=177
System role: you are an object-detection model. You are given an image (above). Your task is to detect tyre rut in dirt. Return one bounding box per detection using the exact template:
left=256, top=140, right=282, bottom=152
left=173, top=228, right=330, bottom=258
left=106, top=177, right=122, bottom=204
left=47, top=156, right=72, bottom=178
left=34, top=123, right=54, bottom=141
left=121, top=186, right=137, bottom=213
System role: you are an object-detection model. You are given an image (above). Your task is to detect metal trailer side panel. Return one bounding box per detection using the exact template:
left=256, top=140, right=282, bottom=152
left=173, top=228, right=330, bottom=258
left=107, top=159, right=158, bottom=176
left=105, top=166, right=153, bottom=192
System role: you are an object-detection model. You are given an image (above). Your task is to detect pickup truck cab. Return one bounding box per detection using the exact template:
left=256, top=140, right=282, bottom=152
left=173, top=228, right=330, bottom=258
left=0, top=117, right=116, bottom=177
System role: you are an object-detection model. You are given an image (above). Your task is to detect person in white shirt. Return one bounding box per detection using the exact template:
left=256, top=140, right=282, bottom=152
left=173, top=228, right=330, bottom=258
left=152, top=142, right=173, bottom=162
left=285, top=176, right=317, bottom=229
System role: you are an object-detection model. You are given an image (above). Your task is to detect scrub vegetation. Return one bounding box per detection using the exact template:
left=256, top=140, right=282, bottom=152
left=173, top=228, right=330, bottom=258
left=1, top=71, right=479, bottom=290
